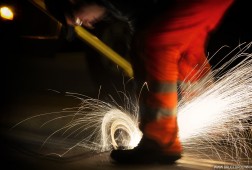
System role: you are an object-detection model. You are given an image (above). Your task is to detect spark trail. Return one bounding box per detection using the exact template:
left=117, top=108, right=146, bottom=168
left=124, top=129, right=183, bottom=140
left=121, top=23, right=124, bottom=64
left=177, top=42, right=252, bottom=164
left=12, top=42, right=252, bottom=164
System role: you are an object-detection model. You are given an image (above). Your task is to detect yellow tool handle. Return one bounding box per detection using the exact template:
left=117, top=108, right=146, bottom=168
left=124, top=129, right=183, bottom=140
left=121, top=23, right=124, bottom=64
left=74, top=26, right=134, bottom=78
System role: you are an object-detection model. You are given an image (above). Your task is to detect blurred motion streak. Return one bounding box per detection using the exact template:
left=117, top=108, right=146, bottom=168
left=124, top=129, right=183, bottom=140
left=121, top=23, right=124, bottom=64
left=31, top=0, right=133, bottom=78
left=74, top=26, right=133, bottom=78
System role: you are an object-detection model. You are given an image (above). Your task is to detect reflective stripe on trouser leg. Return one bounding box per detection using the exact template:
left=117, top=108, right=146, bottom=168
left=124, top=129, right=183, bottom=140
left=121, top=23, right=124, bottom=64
left=142, top=48, right=181, bottom=146
left=144, top=81, right=178, bottom=120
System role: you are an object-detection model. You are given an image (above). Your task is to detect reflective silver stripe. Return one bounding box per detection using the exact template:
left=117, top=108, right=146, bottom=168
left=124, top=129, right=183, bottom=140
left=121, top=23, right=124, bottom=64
left=144, top=107, right=177, bottom=120
left=149, top=81, right=177, bottom=93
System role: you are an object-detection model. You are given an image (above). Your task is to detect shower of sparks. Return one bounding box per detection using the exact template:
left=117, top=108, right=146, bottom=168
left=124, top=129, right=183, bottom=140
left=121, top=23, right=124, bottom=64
left=177, top=42, right=252, bottom=164
left=12, top=42, right=252, bottom=164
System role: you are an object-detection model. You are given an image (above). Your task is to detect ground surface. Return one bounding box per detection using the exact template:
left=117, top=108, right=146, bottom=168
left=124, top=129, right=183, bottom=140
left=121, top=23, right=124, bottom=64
left=0, top=52, right=243, bottom=170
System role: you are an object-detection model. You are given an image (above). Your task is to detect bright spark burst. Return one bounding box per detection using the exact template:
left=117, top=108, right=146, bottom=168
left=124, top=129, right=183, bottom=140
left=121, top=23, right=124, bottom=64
left=12, top=42, right=252, bottom=164
left=178, top=42, right=252, bottom=164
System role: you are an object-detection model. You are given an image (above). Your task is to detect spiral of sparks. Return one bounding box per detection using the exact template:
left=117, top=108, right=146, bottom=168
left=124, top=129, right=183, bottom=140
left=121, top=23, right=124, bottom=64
left=12, top=42, right=252, bottom=164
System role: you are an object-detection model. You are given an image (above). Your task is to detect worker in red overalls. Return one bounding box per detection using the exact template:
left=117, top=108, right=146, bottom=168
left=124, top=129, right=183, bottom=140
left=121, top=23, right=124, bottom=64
left=45, top=0, right=234, bottom=164
left=110, top=0, right=234, bottom=164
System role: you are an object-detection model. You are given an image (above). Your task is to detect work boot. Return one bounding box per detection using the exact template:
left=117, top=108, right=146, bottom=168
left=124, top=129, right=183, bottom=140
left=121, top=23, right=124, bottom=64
left=110, top=137, right=182, bottom=164
left=110, top=117, right=182, bottom=164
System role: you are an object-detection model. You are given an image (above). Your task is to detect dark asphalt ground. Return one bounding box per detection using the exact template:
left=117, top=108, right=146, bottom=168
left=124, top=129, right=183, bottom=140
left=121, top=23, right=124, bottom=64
left=0, top=51, right=245, bottom=170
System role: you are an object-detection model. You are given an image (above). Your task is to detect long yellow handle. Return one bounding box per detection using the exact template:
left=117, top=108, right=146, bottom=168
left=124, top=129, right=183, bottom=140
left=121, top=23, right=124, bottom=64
left=74, top=26, right=134, bottom=78
left=30, top=1, right=133, bottom=76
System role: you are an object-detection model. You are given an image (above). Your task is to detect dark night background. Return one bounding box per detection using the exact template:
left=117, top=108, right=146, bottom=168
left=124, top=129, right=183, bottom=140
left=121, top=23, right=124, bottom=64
left=0, top=0, right=251, bottom=169
left=1, top=0, right=251, bottom=107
